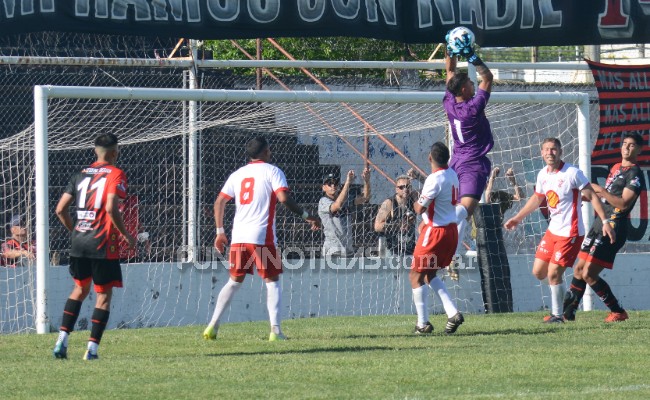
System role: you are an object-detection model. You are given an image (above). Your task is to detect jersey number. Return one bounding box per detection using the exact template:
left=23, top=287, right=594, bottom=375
left=240, top=178, right=255, bottom=205
left=452, top=119, right=465, bottom=143
left=77, top=177, right=107, bottom=209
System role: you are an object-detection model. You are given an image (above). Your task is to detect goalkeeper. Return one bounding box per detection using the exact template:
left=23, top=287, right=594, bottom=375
left=443, top=29, right=494, bottom=258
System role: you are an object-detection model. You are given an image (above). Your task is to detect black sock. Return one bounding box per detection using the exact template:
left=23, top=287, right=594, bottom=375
left=590, top=278, right=624, bottom=313
left=567, top=277, right=587, bottom=308
left=89, top=308, right=111, bottom=346
left=60, top=299, right=83, bottom=333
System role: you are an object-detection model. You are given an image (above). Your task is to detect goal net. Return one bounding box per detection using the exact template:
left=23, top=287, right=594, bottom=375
left=2, top=86, right=590, bottom=334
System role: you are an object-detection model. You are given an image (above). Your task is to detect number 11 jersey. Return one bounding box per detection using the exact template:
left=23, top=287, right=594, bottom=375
left=64, top=161, right=128, bottom=259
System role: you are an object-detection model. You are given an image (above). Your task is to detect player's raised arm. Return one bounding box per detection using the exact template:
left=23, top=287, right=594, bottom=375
left=448, top=27, right=493, bottom=93
left=445, top=52, right=457, bottom=84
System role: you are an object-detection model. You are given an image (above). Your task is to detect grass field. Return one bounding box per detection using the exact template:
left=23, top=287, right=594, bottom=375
left=2, top=311, right=650, bottom=399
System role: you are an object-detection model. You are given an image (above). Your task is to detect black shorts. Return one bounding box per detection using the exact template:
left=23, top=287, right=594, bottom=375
left=578, top=223, right=626, bottom=269
left=69, top=256, right=123, bottom=292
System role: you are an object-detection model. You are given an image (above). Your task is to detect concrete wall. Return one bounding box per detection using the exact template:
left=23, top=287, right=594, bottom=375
left=2, top=252, right=647, bottom=333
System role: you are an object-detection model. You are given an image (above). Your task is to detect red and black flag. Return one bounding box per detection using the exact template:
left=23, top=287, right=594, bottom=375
left=586, top=60, right=650, bottom=166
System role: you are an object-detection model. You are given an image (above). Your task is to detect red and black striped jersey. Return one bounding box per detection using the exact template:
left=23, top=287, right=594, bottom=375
left=64, top=161, right=127, bottom=259
left=602, top=163, right=644, bottom=221
left=1, top=238, right=34, bottom=267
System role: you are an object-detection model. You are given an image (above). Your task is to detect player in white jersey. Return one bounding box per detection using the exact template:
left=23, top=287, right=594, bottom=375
left=410, top=142, right=464, bottom=335
left=505, top=138, right=614, bottom=323
left=203, top=137, right=320, bottom=341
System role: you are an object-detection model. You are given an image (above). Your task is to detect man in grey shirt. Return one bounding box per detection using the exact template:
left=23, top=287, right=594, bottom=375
left=318, top=168, right=371, bottom=258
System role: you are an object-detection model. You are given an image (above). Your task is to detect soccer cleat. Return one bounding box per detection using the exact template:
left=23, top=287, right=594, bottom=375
left=269, top=332, right=287, bottom=341
left=562, top=291, right=578, bottom=321
left=445, top=312, right=464, bottom=334
left=82, top=350, right=98, bottom=361
left=414, top=321, right=434, bottom=335
left=604, top=310, right=629, bottom=323
left=203, top=325, right=217, bottom=340
left=53, top=342, right=67, bottom=359
left=543, top=315, right=565, bottom=323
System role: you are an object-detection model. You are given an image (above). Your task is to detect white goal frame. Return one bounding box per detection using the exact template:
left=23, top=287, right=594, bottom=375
left=33, top=85, right=591, bottom=334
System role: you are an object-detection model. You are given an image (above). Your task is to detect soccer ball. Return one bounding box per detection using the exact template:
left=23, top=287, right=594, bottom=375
left=446, top=26, right=475, bottom=55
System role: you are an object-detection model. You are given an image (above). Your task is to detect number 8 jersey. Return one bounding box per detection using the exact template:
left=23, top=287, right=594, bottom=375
left=220, top=160, right=289, bottom=245
left=64, top=161, right=128, bottom=259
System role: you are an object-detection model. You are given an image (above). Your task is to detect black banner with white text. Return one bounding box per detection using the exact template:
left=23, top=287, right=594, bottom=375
left=1, top=1, right=650, bottom=45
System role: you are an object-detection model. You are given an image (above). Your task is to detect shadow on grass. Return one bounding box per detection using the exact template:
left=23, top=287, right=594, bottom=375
left=204, top=327, right=567, bottom=357
left=206, top=344, right=435, bottom=357
left=338, top=327, right=564, bottom=339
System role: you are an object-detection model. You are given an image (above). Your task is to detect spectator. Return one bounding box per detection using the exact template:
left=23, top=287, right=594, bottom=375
left=374, top=175, right=418, bottom=256
left=1, top=214, right=35, bottom=268
left=319, top=168, right=371, bottom=258
left=485, top=167, right=524, bottom=223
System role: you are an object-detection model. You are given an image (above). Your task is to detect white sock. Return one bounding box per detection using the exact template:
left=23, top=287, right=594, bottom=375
left=57, top=331, right=69, bottom=347
left=430, top=277, right=459, bottom=317
left=455, top=204, right=468, bottom=222
left=87, top=341, right=98, bottom=354
left=209, top=278, right=242, bottom=328
left=266, top=280, right=282, bottom=334
left=455, top=205, right=469, bottom=255
left=412, top=285, right=429, bottom=326
left=550, top=283, right=564, bottom=317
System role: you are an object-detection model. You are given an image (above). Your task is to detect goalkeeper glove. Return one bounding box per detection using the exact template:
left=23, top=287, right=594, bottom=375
left=456, top=38, right=481, bottom=65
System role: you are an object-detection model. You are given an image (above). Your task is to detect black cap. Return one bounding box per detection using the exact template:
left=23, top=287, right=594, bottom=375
left=323, top=173, right=340, bottom=185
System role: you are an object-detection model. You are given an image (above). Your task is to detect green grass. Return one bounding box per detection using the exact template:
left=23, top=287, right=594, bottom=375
left=2, top=311, right=650, bottom=399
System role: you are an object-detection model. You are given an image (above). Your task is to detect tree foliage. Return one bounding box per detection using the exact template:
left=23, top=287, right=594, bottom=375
left=205, top=37, right=442, bottom=77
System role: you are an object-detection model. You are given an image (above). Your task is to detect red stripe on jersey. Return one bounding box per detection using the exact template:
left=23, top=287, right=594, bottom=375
left=219, top=192, right=233, bottom=201
left=274, top=187, right=289, bottom=195
left=426, top=199, right=436, bottom=224
left=265, top=191, right=278, bottom=245
left=570, top=188, right=579, bottom=237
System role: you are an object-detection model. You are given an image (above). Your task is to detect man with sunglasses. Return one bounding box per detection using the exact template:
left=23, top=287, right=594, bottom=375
left=374, top=175, right=418, bottom=256
left=319, top=168, right=371, bottom=258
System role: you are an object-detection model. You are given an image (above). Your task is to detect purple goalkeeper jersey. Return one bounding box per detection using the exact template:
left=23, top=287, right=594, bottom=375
left=443, top=88, right=494, bottom=161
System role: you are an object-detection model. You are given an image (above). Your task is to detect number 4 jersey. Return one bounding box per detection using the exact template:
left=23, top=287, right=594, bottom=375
left=417, top=167, right=459, bottom=227
left=220, top=160, right=289, bottom=245
left=64, top=161, right=128, bottom=259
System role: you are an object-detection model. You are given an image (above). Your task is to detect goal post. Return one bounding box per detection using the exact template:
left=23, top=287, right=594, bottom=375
left=33, top=85, right=591, bottom=334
